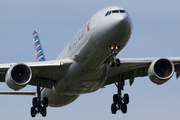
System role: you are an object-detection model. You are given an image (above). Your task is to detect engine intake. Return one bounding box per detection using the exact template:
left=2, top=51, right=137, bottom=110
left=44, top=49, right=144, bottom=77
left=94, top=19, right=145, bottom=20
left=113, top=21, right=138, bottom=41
left=148, top=58, right=174, bottom=85
left=5, top=63, right=32, bottom=90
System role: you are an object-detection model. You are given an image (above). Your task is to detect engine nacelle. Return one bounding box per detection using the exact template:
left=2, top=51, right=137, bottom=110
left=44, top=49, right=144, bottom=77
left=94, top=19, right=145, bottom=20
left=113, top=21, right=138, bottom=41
left=5, top=63, right=32, bottom=91
left=148, top=58, right=174, bottom=85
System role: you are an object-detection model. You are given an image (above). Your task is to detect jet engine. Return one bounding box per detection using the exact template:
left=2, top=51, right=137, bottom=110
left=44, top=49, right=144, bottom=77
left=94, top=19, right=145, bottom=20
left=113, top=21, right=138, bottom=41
left=5, top=63, right=32, bottom=90
left=148, top=58, right=174, bottom=85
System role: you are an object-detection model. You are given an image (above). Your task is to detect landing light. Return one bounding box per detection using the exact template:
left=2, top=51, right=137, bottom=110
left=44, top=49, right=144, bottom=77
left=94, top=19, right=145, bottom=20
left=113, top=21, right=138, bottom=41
left=115, top=46, right=118, bottom=50
left=111, top=46, right=114, bottom=50
left=60, top=62, right=64, bottom=65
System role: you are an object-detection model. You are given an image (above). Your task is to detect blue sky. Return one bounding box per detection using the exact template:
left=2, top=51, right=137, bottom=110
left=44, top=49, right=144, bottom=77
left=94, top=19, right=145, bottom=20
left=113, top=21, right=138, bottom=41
left=0, top=0, right=180, bottom=120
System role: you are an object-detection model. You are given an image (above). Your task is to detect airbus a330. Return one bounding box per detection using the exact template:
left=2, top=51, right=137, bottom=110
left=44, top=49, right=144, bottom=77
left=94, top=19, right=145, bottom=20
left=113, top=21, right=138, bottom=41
left=0, top=6, right=179, bottom=117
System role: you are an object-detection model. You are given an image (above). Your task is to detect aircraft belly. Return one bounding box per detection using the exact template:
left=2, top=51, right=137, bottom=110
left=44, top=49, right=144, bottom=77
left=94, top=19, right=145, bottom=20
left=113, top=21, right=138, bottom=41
left=41, top=88, right=79, bottom=107
left=53, top=61, right=109, bottom=95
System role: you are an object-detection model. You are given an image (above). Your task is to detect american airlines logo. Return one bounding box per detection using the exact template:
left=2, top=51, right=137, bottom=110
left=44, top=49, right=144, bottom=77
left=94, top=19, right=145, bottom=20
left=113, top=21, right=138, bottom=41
left=68, top=22, right=90, bottom=53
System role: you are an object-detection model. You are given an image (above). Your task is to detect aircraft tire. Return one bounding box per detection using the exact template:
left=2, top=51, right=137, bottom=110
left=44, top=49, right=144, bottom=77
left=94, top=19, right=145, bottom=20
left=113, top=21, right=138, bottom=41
left=32, top=97, right=38, bottom=107
left=31, top=107, right=36, bottom=117
left=43, top=97, right=49, bottom=108
left=121, top=103, right=127, bottom=114
left=113, top=94, right=119, bottom=104
left=110, top=59, right=114, bottom=67
left=123, top=94, right=129, bottom=104
left=111, top=103, right=117, bottom=114
left=41, top=107, right=47, bottom=117
left=116, top=59, right=120, bottom=67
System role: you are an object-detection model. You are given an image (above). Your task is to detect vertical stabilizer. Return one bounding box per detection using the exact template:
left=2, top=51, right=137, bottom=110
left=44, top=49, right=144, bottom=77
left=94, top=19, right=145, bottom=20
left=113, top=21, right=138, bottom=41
left=32, top=30, right=46, bottom=62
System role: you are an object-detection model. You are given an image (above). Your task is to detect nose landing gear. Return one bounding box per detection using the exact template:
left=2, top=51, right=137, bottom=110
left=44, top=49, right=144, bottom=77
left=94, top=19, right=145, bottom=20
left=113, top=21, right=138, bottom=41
left=109, top=45, right=120, bottom=67
left=110, top=58, right=120, bottom=67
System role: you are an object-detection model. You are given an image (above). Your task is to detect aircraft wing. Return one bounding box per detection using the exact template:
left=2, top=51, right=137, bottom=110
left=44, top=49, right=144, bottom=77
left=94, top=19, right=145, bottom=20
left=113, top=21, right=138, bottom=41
left=103, top=57, right=180, bottom=87
left=0, top=59, right=73, bottom=89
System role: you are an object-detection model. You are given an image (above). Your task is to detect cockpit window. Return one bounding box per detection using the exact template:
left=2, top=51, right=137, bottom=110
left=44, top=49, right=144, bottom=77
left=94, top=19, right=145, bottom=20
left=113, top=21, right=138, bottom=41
left=105, top=11, right=111, bottom=16
left=120, top=10, right=125, bottom=13
left=112, top=10, right=119, bottom=13
left=105, top=9, right=126, bottom=17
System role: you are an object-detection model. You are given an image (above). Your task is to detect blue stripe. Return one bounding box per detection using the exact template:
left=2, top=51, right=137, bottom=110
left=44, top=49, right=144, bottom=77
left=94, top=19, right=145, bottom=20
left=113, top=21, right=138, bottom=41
left=36, top=46, right=41, bottom=51
left=34, top=36, right=38, bottom=41
left=37, top=52, right=43, bottom=58
left=35, top=41, right=40, bottom=46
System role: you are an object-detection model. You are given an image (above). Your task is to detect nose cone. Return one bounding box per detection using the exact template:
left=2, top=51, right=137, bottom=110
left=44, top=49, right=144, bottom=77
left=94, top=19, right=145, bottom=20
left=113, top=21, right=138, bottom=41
left=99, top=10, right=132, bottom=49
left=90, top=7, right=133, bottom=52
left=111, top=12, right=132, bottom=35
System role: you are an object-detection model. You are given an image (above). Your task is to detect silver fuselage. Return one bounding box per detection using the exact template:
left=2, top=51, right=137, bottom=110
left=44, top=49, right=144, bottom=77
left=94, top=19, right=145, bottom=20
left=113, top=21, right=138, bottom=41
left=42, top=6, right=132, bottom=107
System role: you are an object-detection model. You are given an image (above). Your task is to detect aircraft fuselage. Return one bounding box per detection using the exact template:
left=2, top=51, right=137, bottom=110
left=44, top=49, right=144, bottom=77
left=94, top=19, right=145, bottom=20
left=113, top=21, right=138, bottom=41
left=42, top=6, right=132, bottom=107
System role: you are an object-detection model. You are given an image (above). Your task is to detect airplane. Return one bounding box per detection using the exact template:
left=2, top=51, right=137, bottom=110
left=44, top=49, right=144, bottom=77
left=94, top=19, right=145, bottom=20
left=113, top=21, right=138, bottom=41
left=0, top=6, right=179, bottom=117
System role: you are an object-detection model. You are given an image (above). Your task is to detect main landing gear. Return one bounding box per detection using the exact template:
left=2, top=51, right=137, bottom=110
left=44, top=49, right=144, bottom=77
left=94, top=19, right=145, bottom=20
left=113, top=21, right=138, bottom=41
left=31, top=79, right=49, bottom=117
left=111, top=74, right=129, bottom=114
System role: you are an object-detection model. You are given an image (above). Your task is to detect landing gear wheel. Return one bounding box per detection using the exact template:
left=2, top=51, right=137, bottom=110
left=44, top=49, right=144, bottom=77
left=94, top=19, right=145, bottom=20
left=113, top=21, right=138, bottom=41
left=41, top=107, right=47, bottom=117
left=110, top=59, right=115, bottom=67
left=30, top=78, right=49, bottom=117
left=111, top=74, right=129, bottom=114
left=113, top=94, right=119, bottom=104
left=31, top=107, right=37, bottom=117
left=31, top=97, right=49, bottom=117
left=116, top=59, right=120, bottom=67
left=110, top=59, right=120, bottom=67
left=32, top=97, right=38, bottom=107
left=43, top=97, right=49, bottom=108
left=121, top=104, right=127, bottom=114
left=111, top=104, right=117, bottom=114
left=123, top=94, right=129, bottom=104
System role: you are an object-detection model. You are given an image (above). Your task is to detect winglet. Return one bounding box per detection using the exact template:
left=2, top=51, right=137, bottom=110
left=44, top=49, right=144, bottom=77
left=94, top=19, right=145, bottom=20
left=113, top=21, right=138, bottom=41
left=32, top=30, right=46, bottom=62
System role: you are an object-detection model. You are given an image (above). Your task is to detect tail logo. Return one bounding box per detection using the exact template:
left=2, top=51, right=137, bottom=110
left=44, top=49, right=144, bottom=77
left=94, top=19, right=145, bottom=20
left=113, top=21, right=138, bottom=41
left=32, top=30, right=46, bottom=62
